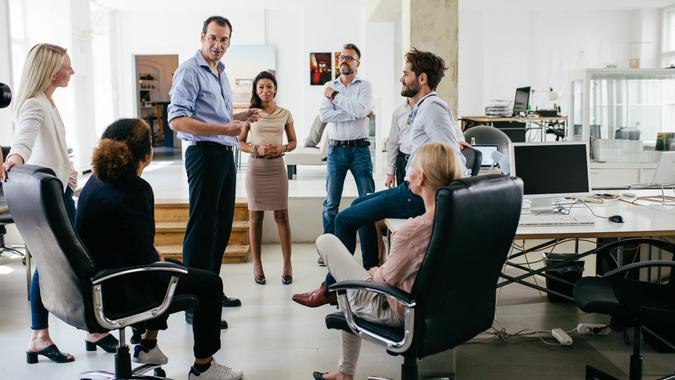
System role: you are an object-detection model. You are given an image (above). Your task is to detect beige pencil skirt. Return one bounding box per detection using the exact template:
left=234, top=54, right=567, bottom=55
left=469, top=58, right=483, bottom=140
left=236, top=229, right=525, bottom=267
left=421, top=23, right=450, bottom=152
left=245, top=156, right=289, bottom=211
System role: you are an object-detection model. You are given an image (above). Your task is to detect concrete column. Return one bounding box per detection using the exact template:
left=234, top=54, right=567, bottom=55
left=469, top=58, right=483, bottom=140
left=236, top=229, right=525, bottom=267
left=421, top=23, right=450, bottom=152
left=402, top=0, right=458, bottom=116
left=68, top=0, right=98, bottom=172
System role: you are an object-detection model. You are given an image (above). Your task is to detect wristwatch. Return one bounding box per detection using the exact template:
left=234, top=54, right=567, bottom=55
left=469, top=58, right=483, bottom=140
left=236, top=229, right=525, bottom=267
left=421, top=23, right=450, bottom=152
left=330, top=90, right=339, bottom=100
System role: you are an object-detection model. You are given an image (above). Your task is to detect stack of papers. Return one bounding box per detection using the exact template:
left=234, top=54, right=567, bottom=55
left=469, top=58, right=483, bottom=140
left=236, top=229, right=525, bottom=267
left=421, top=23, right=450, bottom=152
left=485, top=100, right=512, bottom=118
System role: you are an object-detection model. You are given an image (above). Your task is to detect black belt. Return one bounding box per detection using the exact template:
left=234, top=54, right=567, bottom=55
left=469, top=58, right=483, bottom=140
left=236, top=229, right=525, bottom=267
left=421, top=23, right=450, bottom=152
left=397, top=150, right=411, bottom=161
left=329, top=138, right=370, bottom=148
left=187, top=141, right=234, bottom=151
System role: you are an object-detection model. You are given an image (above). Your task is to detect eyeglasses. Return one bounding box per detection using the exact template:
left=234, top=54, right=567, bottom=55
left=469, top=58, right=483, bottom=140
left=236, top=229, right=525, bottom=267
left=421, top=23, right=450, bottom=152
left=206, top=35, right=230, bottom=45
left=339, top=55, right=359, bottom=62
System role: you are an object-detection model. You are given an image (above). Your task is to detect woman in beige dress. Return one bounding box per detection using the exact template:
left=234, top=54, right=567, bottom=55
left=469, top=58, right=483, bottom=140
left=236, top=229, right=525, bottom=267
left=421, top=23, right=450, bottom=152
left=238, top=71, right=297, bottom=285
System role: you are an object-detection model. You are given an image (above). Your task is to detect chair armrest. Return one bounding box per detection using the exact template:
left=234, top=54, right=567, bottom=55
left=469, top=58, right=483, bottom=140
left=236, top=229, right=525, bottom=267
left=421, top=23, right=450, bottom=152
left=603, top=261, right=675, bottom=279
left=90, top=262, right=188, bottom=330
left=91, top=262, right=188, bottom=285
left=328, top=280, right=416, bottom=354
left=328, top=280, right=416, bottom=308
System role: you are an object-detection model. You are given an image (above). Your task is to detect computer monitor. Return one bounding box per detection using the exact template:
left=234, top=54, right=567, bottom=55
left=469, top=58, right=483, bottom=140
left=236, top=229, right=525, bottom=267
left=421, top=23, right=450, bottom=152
left=512, top=86, right=530, bottom=116
left=511, top=142, right=592, bottom=209
left=652, top=152, right=675, bottom=185
left=473, top=144, right=499, bottom=167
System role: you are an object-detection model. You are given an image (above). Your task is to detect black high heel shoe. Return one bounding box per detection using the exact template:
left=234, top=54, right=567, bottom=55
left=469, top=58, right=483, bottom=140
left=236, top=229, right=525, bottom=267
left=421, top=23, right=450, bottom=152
left=255, top=275, right=266, bottom=285
left=281, top=275, right=293, bottom=285
left=26, top=344, right=75, bottom=364
left=85, top=334, right=119, bottom=353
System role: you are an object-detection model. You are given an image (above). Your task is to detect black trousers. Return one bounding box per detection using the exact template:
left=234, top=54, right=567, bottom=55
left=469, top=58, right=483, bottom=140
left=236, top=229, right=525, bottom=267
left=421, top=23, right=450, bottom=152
left=182, top=142, right=236, bottom=275
left=395, top=150, right=409, bottom=187
left=142, top=267, right=223, bottom=359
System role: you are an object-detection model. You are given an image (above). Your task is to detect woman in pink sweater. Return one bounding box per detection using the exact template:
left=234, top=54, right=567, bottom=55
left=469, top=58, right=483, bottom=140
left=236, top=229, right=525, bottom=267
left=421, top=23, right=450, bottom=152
left=312, top=143, right=463, bottom=380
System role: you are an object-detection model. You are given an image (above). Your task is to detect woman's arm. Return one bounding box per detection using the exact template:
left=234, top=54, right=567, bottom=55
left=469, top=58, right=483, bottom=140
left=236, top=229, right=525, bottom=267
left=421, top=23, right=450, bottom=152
left=283, top=120, right=297, bottom=153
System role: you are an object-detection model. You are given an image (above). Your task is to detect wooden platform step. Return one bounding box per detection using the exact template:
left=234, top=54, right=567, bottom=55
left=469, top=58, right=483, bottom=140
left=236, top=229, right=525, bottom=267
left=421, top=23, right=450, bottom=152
left=156, top=244, right=250, bottom=264
left=155, top=201, right=249, bottom=222
left=154, top=221, right=249, bottom=246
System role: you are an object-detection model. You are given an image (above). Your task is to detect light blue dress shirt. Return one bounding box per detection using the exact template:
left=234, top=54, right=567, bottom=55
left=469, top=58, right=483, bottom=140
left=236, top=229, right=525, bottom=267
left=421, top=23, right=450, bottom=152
left=168, top=50, right=237, bottom=146
left=319, top=77, right=373, bottom=141
left=405, top=92, right=468, bottom=180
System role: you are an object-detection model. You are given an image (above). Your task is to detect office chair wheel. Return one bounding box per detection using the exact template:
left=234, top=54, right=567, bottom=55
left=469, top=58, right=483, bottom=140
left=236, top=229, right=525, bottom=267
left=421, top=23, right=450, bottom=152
left=154, top=368, right=166, bottom=377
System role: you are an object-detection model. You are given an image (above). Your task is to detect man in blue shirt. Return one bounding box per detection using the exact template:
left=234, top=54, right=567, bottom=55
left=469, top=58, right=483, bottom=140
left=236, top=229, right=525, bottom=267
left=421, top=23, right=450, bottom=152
left=318, top=43, right=374, bottom=236
left=293, top=49, right=467, bottom=308
left=168, top=16, right=259, bottom=331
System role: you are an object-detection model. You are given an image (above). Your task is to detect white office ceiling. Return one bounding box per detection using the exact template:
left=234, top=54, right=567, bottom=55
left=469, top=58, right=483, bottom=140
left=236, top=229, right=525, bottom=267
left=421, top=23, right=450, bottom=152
left=459, top=0, right=674, bottom=11
left=95, top=0, right=674, bottom=12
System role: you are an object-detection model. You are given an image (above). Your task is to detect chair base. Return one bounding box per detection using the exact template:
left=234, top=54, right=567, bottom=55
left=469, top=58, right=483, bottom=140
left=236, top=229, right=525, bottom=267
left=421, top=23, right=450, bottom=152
left=81, top=364, right=167, bottom=380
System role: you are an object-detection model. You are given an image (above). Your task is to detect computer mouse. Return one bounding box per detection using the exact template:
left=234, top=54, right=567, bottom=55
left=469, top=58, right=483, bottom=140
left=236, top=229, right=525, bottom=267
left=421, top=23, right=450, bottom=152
left=608, top=215, right=624, bottom=223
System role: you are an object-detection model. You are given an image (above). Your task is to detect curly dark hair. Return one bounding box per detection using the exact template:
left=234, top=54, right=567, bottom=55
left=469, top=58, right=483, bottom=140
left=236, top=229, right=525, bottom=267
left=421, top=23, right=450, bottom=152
left=249, top=71, right=278, bottom=109
left=405, top=48, right=447, bottom=91
left=92, top=118, right=151, bottom=186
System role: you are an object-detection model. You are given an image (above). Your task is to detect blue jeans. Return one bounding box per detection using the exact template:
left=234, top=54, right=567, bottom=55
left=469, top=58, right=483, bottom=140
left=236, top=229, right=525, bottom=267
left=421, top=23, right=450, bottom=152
left=31, top=187, right=76, bottom=330
left=322, top=145, right=374, bottom=234
left=326, top=182, right=425, bottom=286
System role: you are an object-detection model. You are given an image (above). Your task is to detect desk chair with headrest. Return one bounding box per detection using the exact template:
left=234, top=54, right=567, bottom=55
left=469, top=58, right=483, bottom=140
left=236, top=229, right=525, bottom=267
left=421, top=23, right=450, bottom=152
left=324, top=175, right=523, bottom=379
left=460, top=146, right=482, bottom=177
left=5, top=165, right=196, bottom=379
left=574, top=238, right=675, bottom=380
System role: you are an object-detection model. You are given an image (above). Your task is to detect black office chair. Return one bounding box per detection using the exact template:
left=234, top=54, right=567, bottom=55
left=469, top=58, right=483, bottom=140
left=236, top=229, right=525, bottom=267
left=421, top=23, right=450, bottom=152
left=574, top=238, right=675, bottom=380
left=460, top=146, right=482, bottom=177
left=5, top=165, right=195, bottom=379
left=324, top=175, right=523, bottom=379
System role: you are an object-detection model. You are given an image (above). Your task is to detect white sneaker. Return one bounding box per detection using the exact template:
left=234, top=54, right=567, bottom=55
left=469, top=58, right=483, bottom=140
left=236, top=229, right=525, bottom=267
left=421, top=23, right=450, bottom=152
left=132, top=344, right=168, bottom=365
left=189, top=360, right=243, bottom=380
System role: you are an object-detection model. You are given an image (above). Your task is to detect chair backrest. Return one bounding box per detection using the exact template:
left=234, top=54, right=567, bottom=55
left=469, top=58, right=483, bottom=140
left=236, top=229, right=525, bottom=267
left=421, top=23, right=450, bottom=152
left=410, top=174, right=523, bottom=357
left=461, top=146, right=483, bottom=176
left=4, top=165, right=98, bottom=331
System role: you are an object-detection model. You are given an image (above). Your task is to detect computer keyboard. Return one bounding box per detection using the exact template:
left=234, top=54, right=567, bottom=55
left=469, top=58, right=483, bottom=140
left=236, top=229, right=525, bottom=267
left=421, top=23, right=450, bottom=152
left=518, top=213, right=596, bottom=227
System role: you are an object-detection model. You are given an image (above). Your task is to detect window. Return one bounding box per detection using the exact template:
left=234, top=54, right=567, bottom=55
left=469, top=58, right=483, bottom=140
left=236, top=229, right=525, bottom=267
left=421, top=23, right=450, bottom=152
left=663, top=5, right=675, bottom=67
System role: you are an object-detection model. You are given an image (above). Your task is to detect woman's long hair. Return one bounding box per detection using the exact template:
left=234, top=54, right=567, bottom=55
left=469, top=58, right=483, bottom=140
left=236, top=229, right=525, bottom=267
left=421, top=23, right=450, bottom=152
left=92, top=119, right=152, bottom=186
left=12, top=43, right=67, bottom=117
left=249, top=70, right=277, bottom=109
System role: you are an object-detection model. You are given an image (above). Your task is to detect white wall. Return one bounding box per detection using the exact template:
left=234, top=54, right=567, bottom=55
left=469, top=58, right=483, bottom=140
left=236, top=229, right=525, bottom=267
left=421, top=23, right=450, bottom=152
left=458, top=9, right=661, bottom=117
left=0, top=0, right=13, bottom=144
left=111, top=6, right=367, bottom=145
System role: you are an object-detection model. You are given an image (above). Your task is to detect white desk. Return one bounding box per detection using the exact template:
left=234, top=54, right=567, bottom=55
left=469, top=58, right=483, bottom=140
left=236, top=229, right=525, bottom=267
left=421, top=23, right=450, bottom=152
left=385, top=196, right=675, bottom=240
left=385, top=196, right=675, bottom=300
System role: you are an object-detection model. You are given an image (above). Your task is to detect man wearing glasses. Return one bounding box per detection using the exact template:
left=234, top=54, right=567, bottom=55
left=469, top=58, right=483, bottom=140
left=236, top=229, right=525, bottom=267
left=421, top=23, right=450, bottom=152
left=168, top=16, right=259, bottom=331
left=292, top=43, right=374, bottom=306
left=317, top=43, right=374, bottom=235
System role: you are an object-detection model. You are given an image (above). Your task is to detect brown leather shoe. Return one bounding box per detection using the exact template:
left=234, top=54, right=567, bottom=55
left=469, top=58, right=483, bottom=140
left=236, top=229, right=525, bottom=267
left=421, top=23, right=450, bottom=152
left=292, top=282, right=337, bottom=307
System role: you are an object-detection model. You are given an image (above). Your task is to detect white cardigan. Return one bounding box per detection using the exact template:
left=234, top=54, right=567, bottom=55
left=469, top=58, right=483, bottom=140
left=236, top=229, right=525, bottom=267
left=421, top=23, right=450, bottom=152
left=9, top=92, right=76, bottom=189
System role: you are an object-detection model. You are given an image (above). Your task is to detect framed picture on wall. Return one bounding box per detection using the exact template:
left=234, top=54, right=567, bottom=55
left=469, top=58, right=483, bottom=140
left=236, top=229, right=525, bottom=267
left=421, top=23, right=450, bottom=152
left=309, top=52, right=332, bottom=85
left=334, top=52, right=340, bottom=79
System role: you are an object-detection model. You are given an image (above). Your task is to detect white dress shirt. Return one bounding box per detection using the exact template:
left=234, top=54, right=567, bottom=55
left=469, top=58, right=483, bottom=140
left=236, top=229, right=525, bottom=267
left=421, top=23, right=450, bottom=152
left=406, top=92, right=467, bottom=180
left=386, top=100, right=413, bottom=176
left=319, top=77, right=373, bottom=141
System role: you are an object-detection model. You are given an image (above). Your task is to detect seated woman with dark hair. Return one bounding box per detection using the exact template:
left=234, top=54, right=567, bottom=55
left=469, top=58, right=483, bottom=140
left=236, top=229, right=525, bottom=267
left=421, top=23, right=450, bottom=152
left=76, top=118, right=242, bottom=380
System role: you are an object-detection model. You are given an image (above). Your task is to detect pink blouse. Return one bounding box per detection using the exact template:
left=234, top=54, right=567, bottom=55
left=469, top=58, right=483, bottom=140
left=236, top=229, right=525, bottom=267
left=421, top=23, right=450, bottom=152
left=373, top=215, right=433, bottom=319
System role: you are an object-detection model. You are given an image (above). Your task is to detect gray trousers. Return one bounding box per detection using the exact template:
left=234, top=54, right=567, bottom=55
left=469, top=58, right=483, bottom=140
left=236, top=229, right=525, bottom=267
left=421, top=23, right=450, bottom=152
left=317, top=234, right=401, bottom=376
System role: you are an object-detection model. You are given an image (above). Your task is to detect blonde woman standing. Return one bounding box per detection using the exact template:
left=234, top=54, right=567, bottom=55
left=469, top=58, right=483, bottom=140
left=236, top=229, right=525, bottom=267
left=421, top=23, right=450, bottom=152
left=4, top=43, right=117, bottom=363
left=238, top=71, right=297, bottom=285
